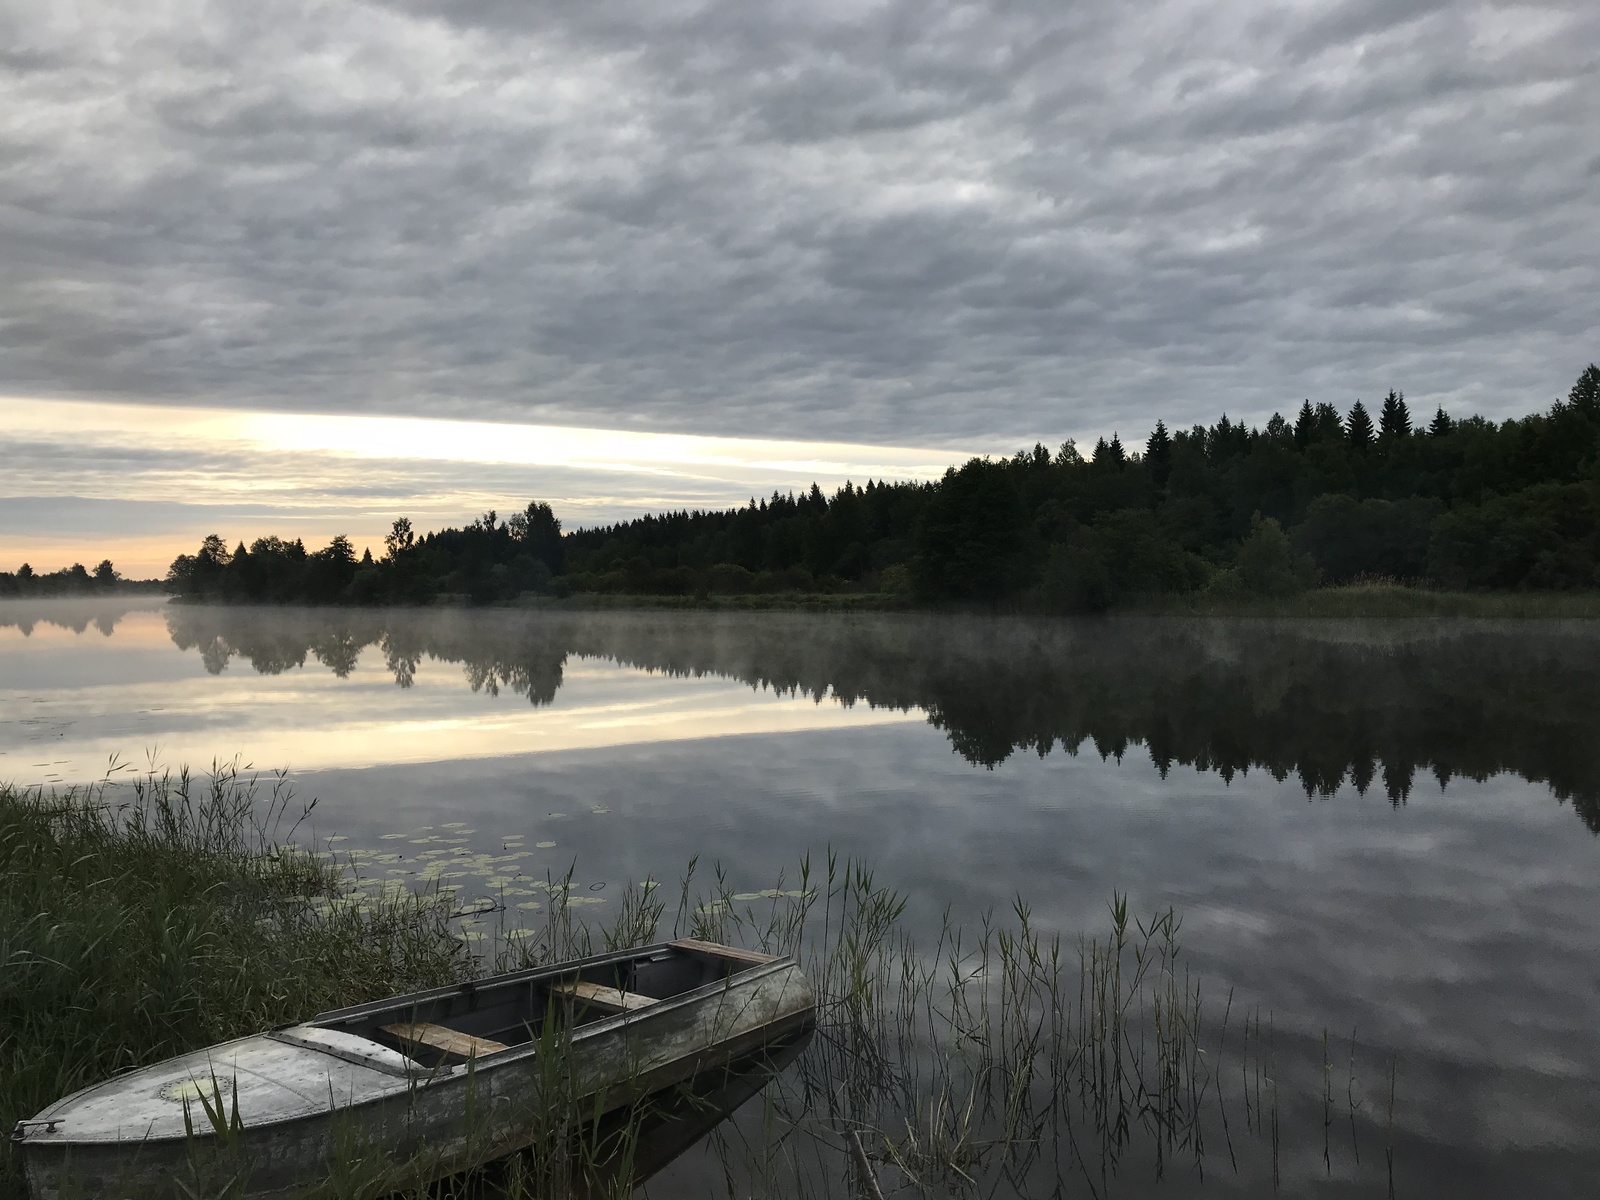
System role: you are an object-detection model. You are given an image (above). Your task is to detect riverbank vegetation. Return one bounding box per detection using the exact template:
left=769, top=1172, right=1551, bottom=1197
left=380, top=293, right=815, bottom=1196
left=0, top=767, right=473, bottom=1196
left=0, top=559, right=162, bottom=598
left=5, top=764, right=1413, bottom=1197
left=161, top=365, right=1600, bottom=610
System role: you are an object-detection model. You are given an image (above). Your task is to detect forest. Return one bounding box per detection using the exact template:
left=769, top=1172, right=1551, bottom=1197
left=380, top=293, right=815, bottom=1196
left=161, top=364, right=1600, bottom=611
left=0, top=560, right=156, bottom=598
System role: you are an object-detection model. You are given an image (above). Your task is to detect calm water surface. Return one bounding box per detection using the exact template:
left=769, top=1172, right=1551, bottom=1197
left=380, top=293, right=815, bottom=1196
left=4, top=598, right=1599, bottom=1197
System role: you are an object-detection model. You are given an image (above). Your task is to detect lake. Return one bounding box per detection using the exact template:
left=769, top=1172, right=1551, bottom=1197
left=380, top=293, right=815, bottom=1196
left=4, top=597, right=1599, bottom=1197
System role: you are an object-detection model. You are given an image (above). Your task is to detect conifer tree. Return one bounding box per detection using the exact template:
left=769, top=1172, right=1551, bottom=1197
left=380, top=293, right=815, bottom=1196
left=1314, top=402, right=1344, bottom=442
left=1345, top=401, right=1375, bottom=449
left=1105, top=433, right=1126, bottom=468
left=1378, top=389, right=1411, bottom=441
left=1145, top=420, right=1172, bottom=486
left=1568, top=364, right=1600, bottom=418
left=1429, top=406, right=1453, bottom=437
left=1294, top=400, right=1315, bottom=448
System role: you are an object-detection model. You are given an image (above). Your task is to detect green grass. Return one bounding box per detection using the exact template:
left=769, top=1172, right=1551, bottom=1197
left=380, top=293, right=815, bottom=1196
left=0, top=767, right=474, bottom=1196
left=511, top=590, right=914, bottom=613
left=517, top=583, right=1600, bottom=618
left=1143, top=581, right=1600, bottom=618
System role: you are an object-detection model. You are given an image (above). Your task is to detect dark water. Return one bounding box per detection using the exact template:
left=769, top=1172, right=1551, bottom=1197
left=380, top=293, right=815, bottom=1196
left=4, top=599, right=1599, bottom=1197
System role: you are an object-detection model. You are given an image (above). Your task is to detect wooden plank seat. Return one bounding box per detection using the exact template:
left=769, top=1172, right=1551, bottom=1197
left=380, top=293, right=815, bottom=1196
left=669, top=938, right=780, bottom=966
left=380, top=1021, right=507, bottom=1060
left=551, top=979, right=659, bottom=1015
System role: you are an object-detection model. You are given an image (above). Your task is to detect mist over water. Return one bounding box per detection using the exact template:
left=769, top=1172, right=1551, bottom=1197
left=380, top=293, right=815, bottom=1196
left=4, top=597, right=1600, bottom=1194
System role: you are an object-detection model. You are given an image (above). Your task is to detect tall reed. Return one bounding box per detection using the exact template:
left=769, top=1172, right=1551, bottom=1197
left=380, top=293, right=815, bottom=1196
left=0, top=766, right=471, bottom=1195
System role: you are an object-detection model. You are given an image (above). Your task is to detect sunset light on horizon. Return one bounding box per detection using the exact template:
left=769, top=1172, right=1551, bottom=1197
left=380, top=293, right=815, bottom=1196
left=0, top=395, right=984, bottom=579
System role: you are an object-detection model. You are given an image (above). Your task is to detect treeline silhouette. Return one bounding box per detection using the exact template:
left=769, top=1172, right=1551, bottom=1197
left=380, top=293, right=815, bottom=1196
left=167, top=365, right=1600, bottom=608
left=0, top=560, right=158, bottom=598
left=163, top=607, right=1600, bottom=834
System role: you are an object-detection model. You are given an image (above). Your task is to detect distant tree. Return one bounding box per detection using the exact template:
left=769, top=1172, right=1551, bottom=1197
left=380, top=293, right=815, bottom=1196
left=321, top=535, right=356, bottom=565
left=1292, top=495, right=1439, bottom=582
left=1378, top=389, right=1412, bottom=442
left=1232, top=514, right=1317, bottom=596
left=19, top=563, right=33, bottom=580
left=1054, top=439, right=1084, bottom=467
left=1093, top=434, right=1126, bottom=470
left=198, top=534, right=231, bottom=568
left=511, top=501, right=564, bottom=574
left=1310, top=402, right=1344, bottom=443
left=1145, top=421, right=1172, bottom=487
left=93, top=560, right=118, bottom=589
left=912, top=459, right=1030, bottom=601
left=1264, top=412, right=1292, bottom=444
left=1346, top=401, right=1375, bottom=449
left=384, top=518, right=415, bottom=561
left=303, top=535, right=358, bottom=603
left=1429, top=406, right=1454, bottom=437
left=1568, top=364, right=1600, bottom=419
left=1293, top=400, right=1316, bottom=448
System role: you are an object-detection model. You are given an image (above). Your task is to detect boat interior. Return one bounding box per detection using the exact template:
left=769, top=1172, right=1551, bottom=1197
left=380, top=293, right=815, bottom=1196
left=310, top=939, right=779, bottom=1070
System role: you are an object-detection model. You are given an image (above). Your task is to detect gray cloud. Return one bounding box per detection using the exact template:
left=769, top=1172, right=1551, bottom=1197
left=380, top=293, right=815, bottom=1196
left=0, top=0, right=1595, bottom=446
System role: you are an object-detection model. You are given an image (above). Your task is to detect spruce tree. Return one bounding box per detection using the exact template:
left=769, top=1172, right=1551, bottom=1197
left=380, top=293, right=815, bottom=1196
left=1568, top=364, right=1600, bottom=418
left=1428, top=406, right=1453, bottom=437
left=1145, top=420, right=1172, bottom=486
left=1294, top=400, right=1315, bottom=448
left=1346, top=401, right=1375, bottom=449
left=1378, top=389, right=1411, bottom=440
left=1314, top=402, right=1344, bottom=442
left=1106, top=433, right=1126, bottom=468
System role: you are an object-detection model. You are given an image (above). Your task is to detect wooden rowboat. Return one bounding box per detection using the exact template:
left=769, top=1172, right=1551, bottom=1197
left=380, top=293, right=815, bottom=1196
left=15, top=938, right=814, bottom=1199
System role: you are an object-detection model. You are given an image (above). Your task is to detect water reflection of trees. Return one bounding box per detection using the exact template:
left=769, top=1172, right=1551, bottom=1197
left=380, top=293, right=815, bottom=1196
left=162, top=607, right=1600, bottom=832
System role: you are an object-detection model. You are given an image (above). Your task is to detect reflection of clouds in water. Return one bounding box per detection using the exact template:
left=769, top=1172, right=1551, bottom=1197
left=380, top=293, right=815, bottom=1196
left=302, top=725, right=1600, bottom=1181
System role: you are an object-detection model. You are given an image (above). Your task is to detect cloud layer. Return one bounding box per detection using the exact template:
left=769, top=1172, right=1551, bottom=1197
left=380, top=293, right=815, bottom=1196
left=1, top=0, right=1595, bottom=446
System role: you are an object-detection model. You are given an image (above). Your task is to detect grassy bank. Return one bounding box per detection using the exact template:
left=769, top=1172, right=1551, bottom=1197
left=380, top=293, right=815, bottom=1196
left=1149, top=581, right=1600, bottom=618
left=0, top=768, right=474, bottom=1196
left=515, top=583, right=1600, bottom=619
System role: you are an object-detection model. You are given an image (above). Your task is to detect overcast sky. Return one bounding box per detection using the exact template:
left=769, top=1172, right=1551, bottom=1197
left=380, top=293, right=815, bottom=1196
left=3, top=0, right=1597, bottom=573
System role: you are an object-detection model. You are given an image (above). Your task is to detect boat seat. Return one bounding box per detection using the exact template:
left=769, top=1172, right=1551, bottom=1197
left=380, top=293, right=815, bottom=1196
left=380, top=1021, right=507, bottom=1060
left=551, top=979, right=659, bottom=1014
left=669, top=937, right=779, bottom=966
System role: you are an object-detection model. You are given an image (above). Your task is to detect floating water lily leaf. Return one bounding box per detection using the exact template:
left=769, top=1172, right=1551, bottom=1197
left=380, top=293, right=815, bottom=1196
left=536, top=840, right=557, bottom=848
